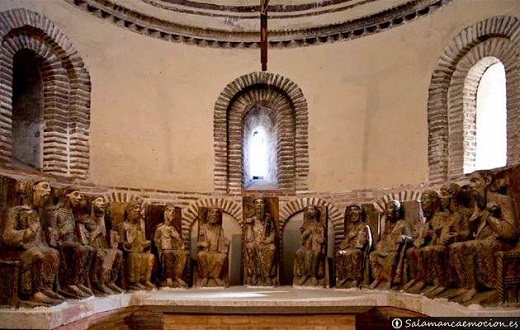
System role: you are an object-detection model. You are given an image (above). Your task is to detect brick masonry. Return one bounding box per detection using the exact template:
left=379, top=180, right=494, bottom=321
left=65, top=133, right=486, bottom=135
left=427, top=15, right=520, bottom=184
left=214, top=72, right=309, bottom=194
left=0, top=8, right=91, bottom=180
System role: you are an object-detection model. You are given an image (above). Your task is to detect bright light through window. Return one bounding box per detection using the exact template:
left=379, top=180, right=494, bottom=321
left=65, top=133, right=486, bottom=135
left=242, top=106, right=277, bottom=189
left=250, top=128, right=268, bottom=179
left=475, top=62, right=507, bottom=171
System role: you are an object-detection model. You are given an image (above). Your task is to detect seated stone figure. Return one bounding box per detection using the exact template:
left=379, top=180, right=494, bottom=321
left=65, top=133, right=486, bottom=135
left=196, top=207, right=229, bottom=287
left=154, top=204, right=188, bottom=288
left=336, top=204, right=371, bottom=289
left=402, top=190, right=448, bottom=294
left=119, top=200, right=156, bottom=290
left=421, top=183, right=471, bottom=297
left=80, top=195, right=124, bottom=295
left=244, top=198, right=277, bottom=286
left=53, top=187, right=95, bottom=299
left=1, top=180, right=63, bottom=306
left=449, top=170, right=518, bottom=303
left=293, top=205, right=326, bottom=287
left=369, top=200, right=412, bottom=290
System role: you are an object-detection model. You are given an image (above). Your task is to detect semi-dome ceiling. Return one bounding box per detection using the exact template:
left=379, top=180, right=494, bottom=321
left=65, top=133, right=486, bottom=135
left=67, top=0, right=450, bottom=47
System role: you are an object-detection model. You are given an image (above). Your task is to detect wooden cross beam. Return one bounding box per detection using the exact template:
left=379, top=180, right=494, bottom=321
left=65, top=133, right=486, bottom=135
left=260, top=0, right=270, bottom=71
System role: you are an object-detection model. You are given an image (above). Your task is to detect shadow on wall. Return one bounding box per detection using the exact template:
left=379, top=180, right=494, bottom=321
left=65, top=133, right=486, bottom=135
left=190, top=213, right=243, bottom=286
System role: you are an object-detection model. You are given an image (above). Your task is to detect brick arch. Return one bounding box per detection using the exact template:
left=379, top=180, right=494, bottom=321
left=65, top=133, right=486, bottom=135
left=279, top=198, right=344, bottom=251
left=214, top=71, right=308, bottom=193
left=103, top=192, right=140, bottom=203
left=427, top=15, right=520, bottom=184
left=373, top=190, right=422, bottom=237
left=0, top=9, right=91, bottom=179
left=182, top=198, right=242, bottom=240
left=373, top=190, right=422, bottom=213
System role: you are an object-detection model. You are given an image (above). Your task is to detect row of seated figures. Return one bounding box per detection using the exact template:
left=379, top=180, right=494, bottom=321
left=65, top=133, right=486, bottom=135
left=0, top=169, right=519, bottom=308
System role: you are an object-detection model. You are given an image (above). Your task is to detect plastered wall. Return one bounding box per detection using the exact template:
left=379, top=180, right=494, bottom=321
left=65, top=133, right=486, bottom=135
left=1, top=0, right=519, bottom=193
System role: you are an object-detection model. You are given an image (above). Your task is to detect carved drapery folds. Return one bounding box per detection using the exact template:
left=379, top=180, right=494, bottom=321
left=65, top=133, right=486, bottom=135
left=0, top=168, right=518, bottom=307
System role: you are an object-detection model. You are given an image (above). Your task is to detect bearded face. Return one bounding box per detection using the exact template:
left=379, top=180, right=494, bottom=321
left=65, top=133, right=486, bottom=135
left=207, top=208, right=221, bottom=225
left=164, top=206, right=175, bottom=225
left=421, top=193, right=436, bottom=219
left=33, top=181, right=51, bottom=208
left=469, top=172, right=487, bottom=208
left=128, top=204, right=141, bottom=222
left=254, top=198, right=266, bottom=218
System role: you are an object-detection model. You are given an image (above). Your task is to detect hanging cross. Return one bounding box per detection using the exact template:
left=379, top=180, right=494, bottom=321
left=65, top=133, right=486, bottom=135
left=260, top=0, right=270, bottom=71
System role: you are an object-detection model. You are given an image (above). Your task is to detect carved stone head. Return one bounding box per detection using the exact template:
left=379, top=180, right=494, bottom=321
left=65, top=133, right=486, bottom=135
left=254, top=198, right=267, bottom=218
left=32, top=180, right=51, bottom=208
left=125, top=201, right=142, bottom=222
left=304, top=205, right=320, bottom=222
left=420, top=190, right=439, bottom=219
left=62, top=186, right=82, bottom=208
left=345, top=204, right=364, bottom=224
left=164, top=203, right=176, bottom=225
left=385, top=200, right=402, bottom=223
left=207, top=207, right=222, bottom=225
left=91, top=195, right=106, bottom=215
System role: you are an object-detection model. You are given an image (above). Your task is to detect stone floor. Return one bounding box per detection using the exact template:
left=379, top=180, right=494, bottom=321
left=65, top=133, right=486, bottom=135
left=0, top=286, right=519, bottom=329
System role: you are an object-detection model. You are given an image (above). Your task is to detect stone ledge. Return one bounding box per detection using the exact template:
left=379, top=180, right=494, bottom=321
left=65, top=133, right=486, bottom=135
left=0, top=287, right=519, bottom=329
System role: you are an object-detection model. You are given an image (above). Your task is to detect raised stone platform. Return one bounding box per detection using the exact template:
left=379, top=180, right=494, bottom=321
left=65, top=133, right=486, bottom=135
left=0, top=287, right=519, bottom=329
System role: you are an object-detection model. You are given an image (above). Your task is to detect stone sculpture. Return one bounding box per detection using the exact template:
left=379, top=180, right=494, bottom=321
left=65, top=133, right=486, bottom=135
left=119, top=200, right=156, bottom=290
left=196, top=207, right=229, bottom=287
left=81, top=195, right=124, bottom=295
left=424, top=183, right=470, bottom=297
left=1, top=180, right=63, bottom=306
left=402, top=190, right=448, bottom=294
left=53, top=187, right=94, bottom=299
left=244, top=197, right=278, bottom=286
left=369, top=200, right=412, bottom=290
left=154, top=204, right=188, bottom=288
left=336, top=204, right=371, bottom=289
left=293, top=205, right=326, bottom=287
left=449, top=170, right=519, bottom=303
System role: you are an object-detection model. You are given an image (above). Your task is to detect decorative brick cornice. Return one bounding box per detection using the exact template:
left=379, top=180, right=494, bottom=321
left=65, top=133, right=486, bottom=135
left=427, top=16, right=520, bottom=184
left=64, top=0, right=449, bottom=48
left=0, top=8, right=91, bottom=179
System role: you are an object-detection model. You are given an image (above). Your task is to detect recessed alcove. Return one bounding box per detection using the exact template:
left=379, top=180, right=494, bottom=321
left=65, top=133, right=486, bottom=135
left=11, top=49, right=44, bottom=171
left=189, top=212, right=243, bottom=286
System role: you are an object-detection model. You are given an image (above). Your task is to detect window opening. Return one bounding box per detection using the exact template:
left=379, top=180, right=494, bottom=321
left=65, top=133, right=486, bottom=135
left=243, top=106, right=277, bottom=189
left=474, top=61, right=507, bottom=171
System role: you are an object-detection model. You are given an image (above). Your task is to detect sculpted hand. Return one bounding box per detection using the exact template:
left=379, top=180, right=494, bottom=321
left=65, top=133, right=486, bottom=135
left=23, top=228, right=35, bottom=242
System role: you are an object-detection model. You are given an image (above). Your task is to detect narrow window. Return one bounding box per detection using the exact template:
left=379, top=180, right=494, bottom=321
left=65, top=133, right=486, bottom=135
left=11, top=49, right=44, bottom=170
left=243, top=106, right=277, bottom=189
left=475, top=61, right=507, bottom=171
